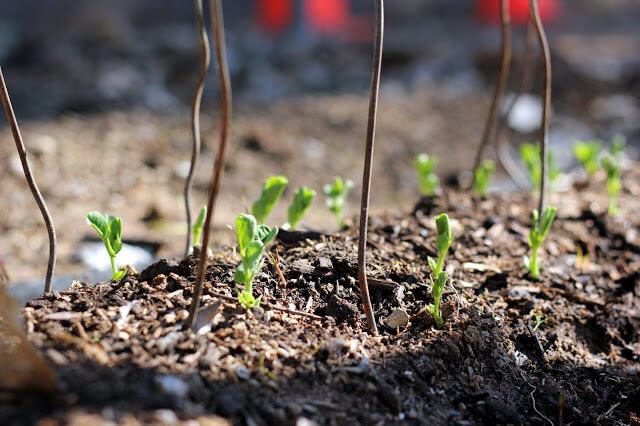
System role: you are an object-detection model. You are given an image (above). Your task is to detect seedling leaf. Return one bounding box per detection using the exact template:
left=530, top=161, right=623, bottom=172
left=86, top=211, right=108, bottom=237
left=287, top=186, right=316, bottom=229
left=251, top=175, right=288, bottom=224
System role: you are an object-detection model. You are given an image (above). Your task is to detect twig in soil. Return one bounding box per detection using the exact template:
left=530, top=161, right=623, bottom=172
left=0, top=66, right=56, bottom=293
left=529, top=0, right=552, bottom=223
left=527, top=323, right=547, bottom=362
left=184, top=0, right=211, bottom=257
left=495, top=21, right=536, bottom=190
left=472, top=0, right=511, bottom=173
left=357, top=0, right=384, bottom=335
left=269, top=249, right=287, bottom=288
left=187, top=0, right=233, bottom=329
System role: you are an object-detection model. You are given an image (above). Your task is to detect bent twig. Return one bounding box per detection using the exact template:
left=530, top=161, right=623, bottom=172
left=186, top=0, right=232, bottom=329
left=357, top=0, right=384, bottom=335
left=529, top=0, right=552, bottom=222
left=472, top=0, right=511, bottom=173
left=496, top=21, right=535, bottom=190
left=184, top=0, right=211, bottom=257
left=0, top=66, right=56, bottom=293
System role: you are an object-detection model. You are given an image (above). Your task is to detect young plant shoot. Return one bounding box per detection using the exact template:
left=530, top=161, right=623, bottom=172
left=284, top=186, right=316, bottom=230
left=473, top=159, right=495, bottom=196
left=234, top=214, right=278, bottom=309
left=573, top=141, right=601, bottom=175
left=86, top=212, right=125, bottom=280
left=191, top=206, right=207, bottom=250
left=601, top=155, right=621, bottom=216
left=519, top=142, right=561, bottom=189
left=413, top=153, right=439, bottom=196
left=426, top=213, right=454, bottom=328
left=323, top=177, right=354, bottom=228
left=524, top=206, right=557, bottom=279
left=251, top=175, right=288, bottom=224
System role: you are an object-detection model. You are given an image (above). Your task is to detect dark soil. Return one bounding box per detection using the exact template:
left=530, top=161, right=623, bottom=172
left=1, top=168, right=639, bottom=425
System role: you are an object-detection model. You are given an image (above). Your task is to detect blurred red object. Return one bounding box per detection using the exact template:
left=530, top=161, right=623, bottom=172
left=475, top=0, right=561, bottom=25
left=256, top=0, right=294, bottom=32
left=305, top=0, right=349, bottom=33
left=256, top=0, right=350, bottom=35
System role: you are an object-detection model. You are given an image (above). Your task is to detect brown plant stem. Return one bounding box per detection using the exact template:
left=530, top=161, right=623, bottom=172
left=357, top=0, right=384, bottom=335
left=529, top=0, right=551, bottom=222
left=186, top=0, right=232, bottom=329
left=472, top=0, right=511, bottom=173
left=496, top=21, right=536, bottom=190
left=0, top=66, right=56, bottom=293
left=184, top=0, right=211, bottom=257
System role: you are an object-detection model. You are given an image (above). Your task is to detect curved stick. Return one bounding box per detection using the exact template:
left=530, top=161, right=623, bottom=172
left=186, top=0, right=232, bottom=329
left=472, top=0, right=511, bottom=173
left=529, top=0, right=551, bottom=221
left=357, top=0, right=384, bottom=335
left=0, top=66, right=56, bottom=293
left=184, top=0, right=211, bottom=256
left=496, top=21, right=536, bottom=190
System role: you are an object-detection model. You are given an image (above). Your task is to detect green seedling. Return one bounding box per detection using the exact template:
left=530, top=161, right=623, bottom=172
left=519, top=142, right=561, bottom=189
left=323, top=177, right=354, bottom=228
left=524, top=206, right=557, bottom=279
left=86, top=212, right=125, bottom=281
left=573, top=141, right=601, bottom=175
left=284, top=186, right=316, bottom=230
left=234, top=214, right=278, bottom=309
left=191, top=206, right=207, bottom=249
left=413, top=153, right=439, bottom=196
left=251, top=175, right=288, bottom=224
left=601, top=155, right=621, bottom=216
left=473, top=159, right=495, bottom=196
left=533, top=313, right=548, bottom=331
left=426, top=213, right=455, bottom=328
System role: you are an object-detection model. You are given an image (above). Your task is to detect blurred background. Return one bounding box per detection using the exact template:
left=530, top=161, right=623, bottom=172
left=1, top=0, right=639, bottom=290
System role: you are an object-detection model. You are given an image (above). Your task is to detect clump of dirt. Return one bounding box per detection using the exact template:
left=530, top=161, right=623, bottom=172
left=1, top=168, right=639, bottom=425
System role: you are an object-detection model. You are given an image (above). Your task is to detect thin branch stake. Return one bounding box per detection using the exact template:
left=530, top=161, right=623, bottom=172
left=186, top=0, right=232, bottom=329
left=0, top=66, right=56, bottom=293
left=357, top=0, right=384, bottom=335
left=529, top=0, right=552, bottom=222
left=495, top=21, right=536, bottom=190
left=184, top=0, right=211, bottom=256
left=472, top=0, right=511, bottom=173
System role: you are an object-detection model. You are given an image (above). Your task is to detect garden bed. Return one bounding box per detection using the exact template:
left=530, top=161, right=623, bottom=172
left=2, top=168, right=640, bottom=425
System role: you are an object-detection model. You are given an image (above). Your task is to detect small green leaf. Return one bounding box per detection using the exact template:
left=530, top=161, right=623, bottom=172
left=427, top=256, right=437, bottom=272
left=287, top=186, right=316, bottom=229
left=108, top=217, right=123, bottom=255
left=473, top=159, right=495, bottom=196
left=86, top=211, right=108, bottom=237
left=414, top=154, right=439, bottom=196
left=236, top=214, right=256, bottom=255
left=323, top=177, right=353, bottom=226
left=251, top=175, right=289, bottom=224
left=573, top=141, right=600, bottom=175
left=260, top=226, right=278, bottom=246
left=432, top=271, right=447, bottom=304
left=435, top=213, right=452, bottom=252
left=113, top=269, right=126, bottom=281
left=539, top=207, right=557, bottom=238
left=192, top=206, right=207, bottom=246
